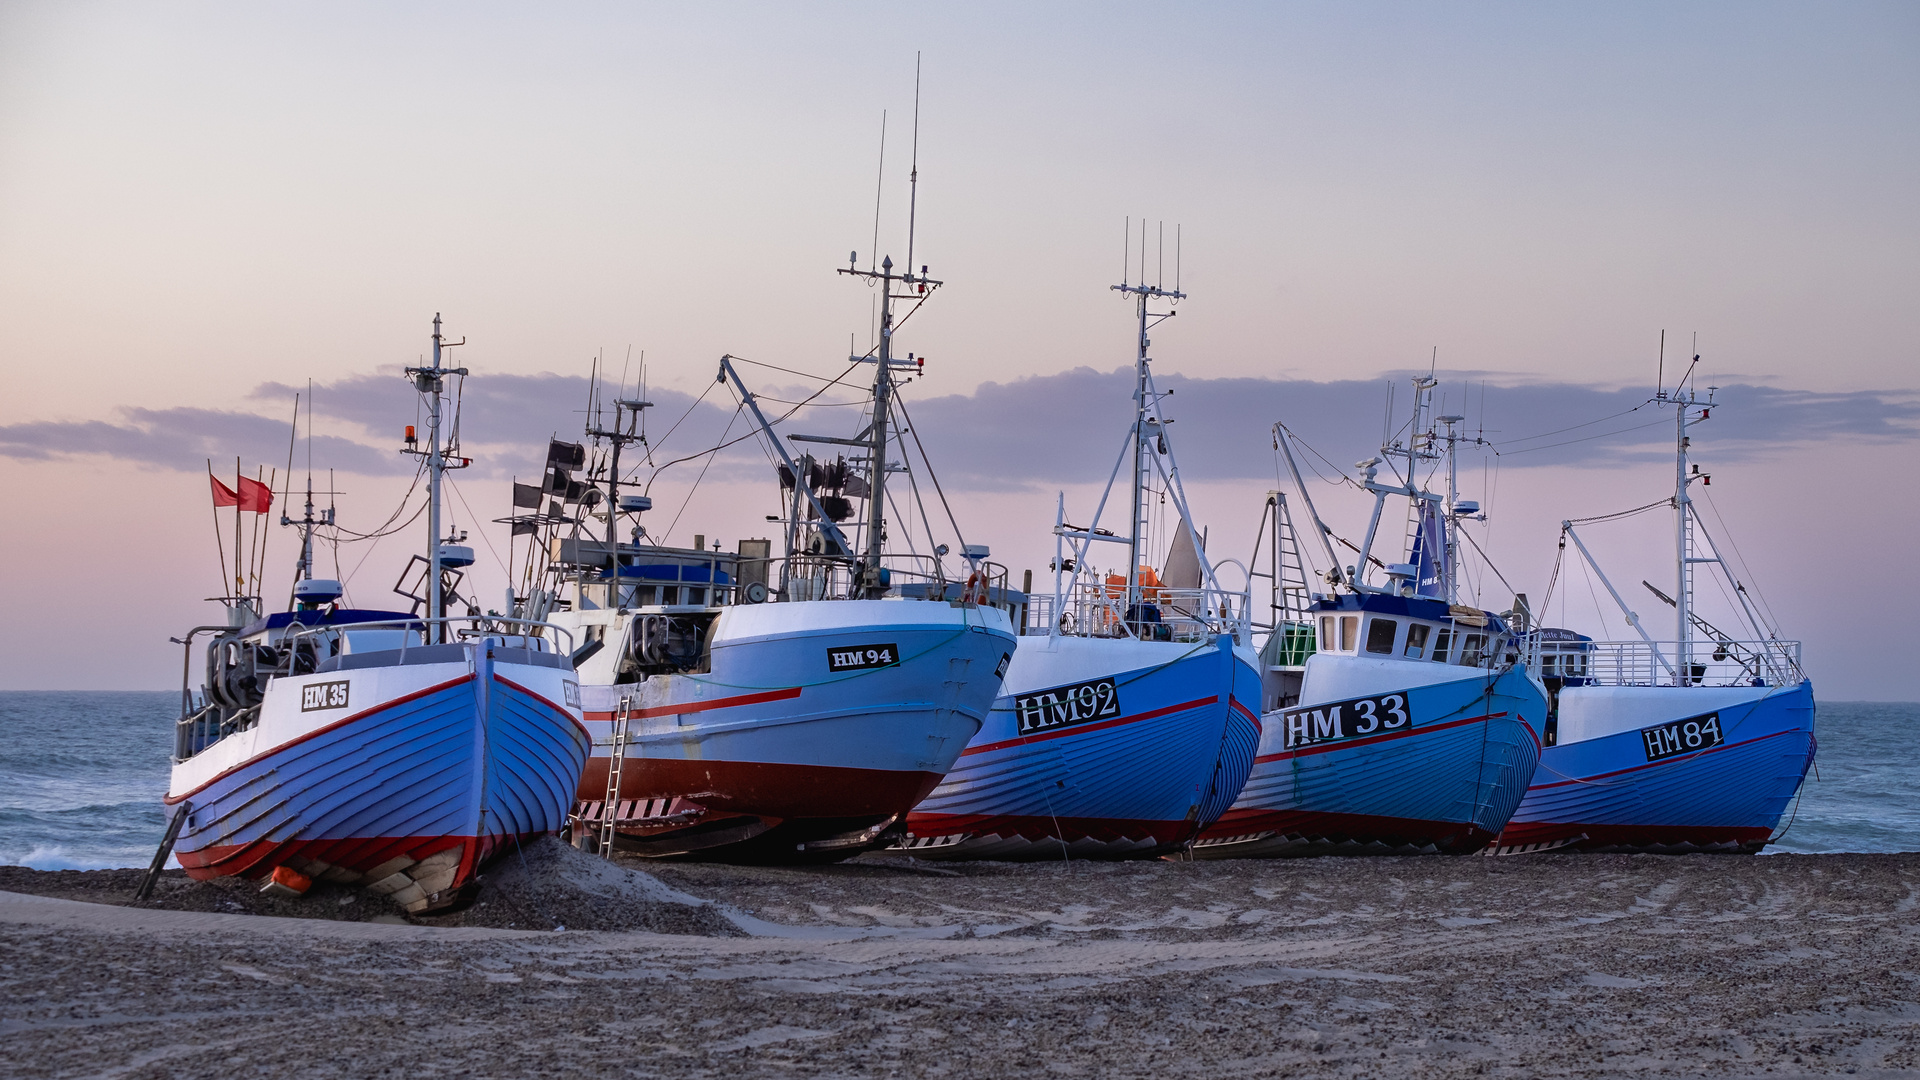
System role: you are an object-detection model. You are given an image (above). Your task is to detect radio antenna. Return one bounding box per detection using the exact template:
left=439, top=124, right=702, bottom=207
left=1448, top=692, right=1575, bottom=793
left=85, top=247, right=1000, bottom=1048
left=904, top=53, right=923, bottom=280
left=869, top=110, right=886, bottom=273
left=1122, top=216, right=1130, bottom=286
left=1175, top=224, right=1181, bottom=294
left=1657, top=329, right=1666, bottom=399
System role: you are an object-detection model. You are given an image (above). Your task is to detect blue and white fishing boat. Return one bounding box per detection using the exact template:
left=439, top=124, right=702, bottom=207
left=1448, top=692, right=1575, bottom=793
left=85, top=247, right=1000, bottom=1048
left=901, top=259, right=1262, bottom=860
left=525, top=247, right=1016, bottom=863
left=158, top=317, right=590, bottom=912
left=1495, top=372, right=1815, bottom=853
left=1195, top=380, right=1548, bottom=856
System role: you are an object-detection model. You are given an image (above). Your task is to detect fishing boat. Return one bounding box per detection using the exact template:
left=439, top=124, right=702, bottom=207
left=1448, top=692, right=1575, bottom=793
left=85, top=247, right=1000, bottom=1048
left=899, top=255, right=1263, bottom=860
left=1193, top=380, right=1549, bottom=856
left=154, top=317, right=590, bottom=912
left=1493, top=369, right=1815, bottom=853
left=518, top=249, right=1016, bottom=863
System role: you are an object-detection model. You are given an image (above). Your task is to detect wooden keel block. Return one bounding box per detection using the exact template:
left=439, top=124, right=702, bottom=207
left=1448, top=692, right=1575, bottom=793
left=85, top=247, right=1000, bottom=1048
left=365, top=855, right=418, bottom=881
left=365, top=871, right=413, bottom=896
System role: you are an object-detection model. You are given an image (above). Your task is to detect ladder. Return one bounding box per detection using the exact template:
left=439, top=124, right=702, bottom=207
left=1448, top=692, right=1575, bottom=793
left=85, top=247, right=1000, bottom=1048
left=597, top=695, right=633, bottom=857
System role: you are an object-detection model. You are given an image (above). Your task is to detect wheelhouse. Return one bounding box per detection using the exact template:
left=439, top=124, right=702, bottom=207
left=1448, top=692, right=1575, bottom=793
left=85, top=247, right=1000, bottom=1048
left=1308, top=593, right=1511, bottom=670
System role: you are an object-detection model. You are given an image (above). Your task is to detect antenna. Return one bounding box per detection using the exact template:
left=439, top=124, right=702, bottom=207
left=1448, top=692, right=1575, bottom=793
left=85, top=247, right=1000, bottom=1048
left=1175, top=224, right=1181, bottom=294
left=1122, top=216, right=1130, bottom=286
left=869, top=109, right=886, bottom=273
left=904, top=52, right=922, bottom=281
left=1657, top=329, right=1666, bottom=399
left=1157, top=220, right=1164, bottom=289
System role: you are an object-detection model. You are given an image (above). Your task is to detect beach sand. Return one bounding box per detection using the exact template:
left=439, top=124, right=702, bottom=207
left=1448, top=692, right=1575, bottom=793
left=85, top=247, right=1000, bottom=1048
left=3, top=845, right=1918, bottom=1077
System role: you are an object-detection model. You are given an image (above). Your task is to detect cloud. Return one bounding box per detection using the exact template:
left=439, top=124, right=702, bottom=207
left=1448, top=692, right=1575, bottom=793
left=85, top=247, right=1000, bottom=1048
left=6, top=367, right=1914, bottom=501
left=0, top=406, right=403, bottom=475
left=877, top=369, right=1920, bottom=490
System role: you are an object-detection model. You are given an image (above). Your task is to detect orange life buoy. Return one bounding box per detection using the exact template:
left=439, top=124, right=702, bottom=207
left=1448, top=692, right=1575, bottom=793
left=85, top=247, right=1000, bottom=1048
left=962, top=570, right=991, bottom=605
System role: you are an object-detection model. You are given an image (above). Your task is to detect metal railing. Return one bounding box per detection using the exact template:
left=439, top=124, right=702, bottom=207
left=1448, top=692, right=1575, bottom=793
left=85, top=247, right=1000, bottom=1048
left=1528, top=638, right=1803, bottom=688
left=1026, top=578, right=1251, bottom=643
left=175, top=615, right=579, bottom=763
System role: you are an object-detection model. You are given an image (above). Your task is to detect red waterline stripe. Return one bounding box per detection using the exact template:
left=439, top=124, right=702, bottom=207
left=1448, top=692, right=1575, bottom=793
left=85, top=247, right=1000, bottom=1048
left=167, top=674, right=475, bottom=805
left=1528, top=727, right=1803, bottom=790
left=493, top=674, right=592, bottom=742
left=582, top=685, right=803, bottom=723
left=1229, top=696, right=1262, bottom=734
left=963, top=695, right=1220, bottom=757
left=1253, top=711, right=1508, bottom=764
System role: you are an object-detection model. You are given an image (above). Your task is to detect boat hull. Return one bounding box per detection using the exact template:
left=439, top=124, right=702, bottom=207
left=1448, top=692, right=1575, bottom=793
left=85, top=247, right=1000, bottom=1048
left=571, top=600, right=1015, bottom=860
left=901, top=634, right=1263, bottom=860
left=1494, top=680, right=1816, bottom=853
left=1195, top=655, right=1546, bottom=857
left=166, top=647, right=587, bottom=910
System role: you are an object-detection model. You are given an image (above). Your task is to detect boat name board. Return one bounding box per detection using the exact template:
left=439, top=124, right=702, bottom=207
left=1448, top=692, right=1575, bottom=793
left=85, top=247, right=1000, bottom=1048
left=1281, top=693, right=1411, bottom=750
left=1640, top=711, right=1724, bottom=762
left=300, top=680, right=351, bottom=712
left=827, top=643, right=900, bottom=672
left=1015, top=677, right=1122, bottom=735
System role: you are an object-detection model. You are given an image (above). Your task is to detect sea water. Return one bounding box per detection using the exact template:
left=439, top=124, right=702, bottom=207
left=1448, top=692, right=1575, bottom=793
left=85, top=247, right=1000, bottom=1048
left=0, top=692, right=1914, bottom=868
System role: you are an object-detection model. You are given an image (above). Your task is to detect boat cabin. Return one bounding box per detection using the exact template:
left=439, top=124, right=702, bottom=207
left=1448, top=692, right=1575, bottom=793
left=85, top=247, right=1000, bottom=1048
left=1307, top=593, right=1510, bottom=669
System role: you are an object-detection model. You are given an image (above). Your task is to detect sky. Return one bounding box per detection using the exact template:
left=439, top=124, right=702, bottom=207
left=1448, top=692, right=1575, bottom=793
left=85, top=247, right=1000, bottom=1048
left=0, top=3, right=1915, bottom=696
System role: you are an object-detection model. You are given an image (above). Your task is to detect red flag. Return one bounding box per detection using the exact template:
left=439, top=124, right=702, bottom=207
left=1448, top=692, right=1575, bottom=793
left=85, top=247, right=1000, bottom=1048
left=210, top=474, right=274, bottom=513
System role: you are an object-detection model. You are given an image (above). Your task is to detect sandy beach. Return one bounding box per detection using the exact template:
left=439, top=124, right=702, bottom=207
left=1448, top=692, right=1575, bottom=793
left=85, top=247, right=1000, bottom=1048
left=4, top=845, right=1919, bottom=1078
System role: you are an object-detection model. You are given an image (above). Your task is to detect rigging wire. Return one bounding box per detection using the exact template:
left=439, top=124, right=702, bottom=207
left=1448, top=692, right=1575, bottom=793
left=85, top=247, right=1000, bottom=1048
left=661, top=404, right=746, bottom=543
left=1696, top=485, right=1785, bottom=636
left=445, top=473, right=509, bottom=577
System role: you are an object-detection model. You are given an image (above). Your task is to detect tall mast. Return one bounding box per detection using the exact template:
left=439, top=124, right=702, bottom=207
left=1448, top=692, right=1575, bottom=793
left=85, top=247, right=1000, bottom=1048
left=868, top=257, right=896, bottom=568
left=405, top=313, right=466, bottom=643
left=1110, top=277, right=1183, bottom=609
left=835, top=254, right=937, bottom=592
left=1675, top=385, right=1691, bottom=677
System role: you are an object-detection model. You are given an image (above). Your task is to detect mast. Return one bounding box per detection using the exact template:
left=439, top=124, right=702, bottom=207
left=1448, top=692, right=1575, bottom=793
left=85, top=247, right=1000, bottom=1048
left=834, top=255, right=937, bottom=595
left=1111, top=277, right=1183, bottom=611
left=405, top=313, right=466, bottom=643
left=1674, top=383, right=1691, bottom=680
left=868, top=257, right=895, bottom=569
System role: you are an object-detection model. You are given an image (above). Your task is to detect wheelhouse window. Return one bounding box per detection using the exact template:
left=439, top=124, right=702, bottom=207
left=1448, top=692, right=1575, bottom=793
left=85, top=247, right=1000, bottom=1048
left=1432, top=628, right=1452, bottom=663
left=1319, top=616, right=1335, bottom=651
left=1339, top=616, right=1358, bottom=652
left=1460, top=633, right=1486, bottom=667
left=1404, top=623, right=1430, bottom=659
left=1365, top=618, right=1398, bottom=654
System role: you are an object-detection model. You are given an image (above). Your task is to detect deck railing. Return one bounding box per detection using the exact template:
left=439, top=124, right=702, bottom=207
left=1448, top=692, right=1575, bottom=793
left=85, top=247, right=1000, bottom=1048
left=1531, top=638, right=1803, bottom=688
left=1025, top=580, right=1251, bottom=643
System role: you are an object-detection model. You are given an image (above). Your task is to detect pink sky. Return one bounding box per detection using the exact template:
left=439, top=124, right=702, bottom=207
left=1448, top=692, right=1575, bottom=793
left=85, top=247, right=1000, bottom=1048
left=1, top=4, right=1913, bottom=696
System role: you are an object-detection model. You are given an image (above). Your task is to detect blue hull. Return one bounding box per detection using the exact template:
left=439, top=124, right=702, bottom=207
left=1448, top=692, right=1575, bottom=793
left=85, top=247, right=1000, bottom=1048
left=1197, top=661, right=1546, bottom=856
left=1498, top=680, right=1816, bottom=852
left=169, top=652, right=587, bottom=902
left=905, top=634, right=1262, bottom=859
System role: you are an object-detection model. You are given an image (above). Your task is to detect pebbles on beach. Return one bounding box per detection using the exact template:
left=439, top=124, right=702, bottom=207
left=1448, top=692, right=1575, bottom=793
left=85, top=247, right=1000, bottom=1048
left=5, top=850, right=1920, bottom=1077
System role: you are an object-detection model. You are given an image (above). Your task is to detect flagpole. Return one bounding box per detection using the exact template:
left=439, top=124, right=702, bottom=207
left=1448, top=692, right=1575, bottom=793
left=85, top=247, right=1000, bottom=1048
left=208, top=460, right=229, bottom=600
left=234, top=456, right=244, bottom=613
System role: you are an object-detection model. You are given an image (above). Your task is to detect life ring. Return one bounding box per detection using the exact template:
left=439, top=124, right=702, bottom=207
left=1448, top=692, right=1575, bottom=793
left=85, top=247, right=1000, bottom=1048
left=962, top=571, right=991, bottom=605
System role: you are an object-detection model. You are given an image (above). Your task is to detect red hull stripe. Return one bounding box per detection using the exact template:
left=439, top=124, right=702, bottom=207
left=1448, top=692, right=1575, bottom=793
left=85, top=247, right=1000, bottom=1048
left=1528, top=728, right=1802, bottom=791
left=1253, top=711, right=1507, bottom=764
left=1497, top=820, right=1773, bottom=849
left=166, top=674, right=475, bottom=806
left=962, top=696, right=1220, bottom=757
left=581, top=755, right=944, bottom=819
left=1229, top=696, right=1262, bottom=733
left=173, top=831, right=552, bottom=884
left=494, top=674, right=591, bottom=741
left=906, top=811, right=1194, bottom=846
left=582, top=685, right=802, bottom=723
left=1202, top=806, right=1495, bottom=850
